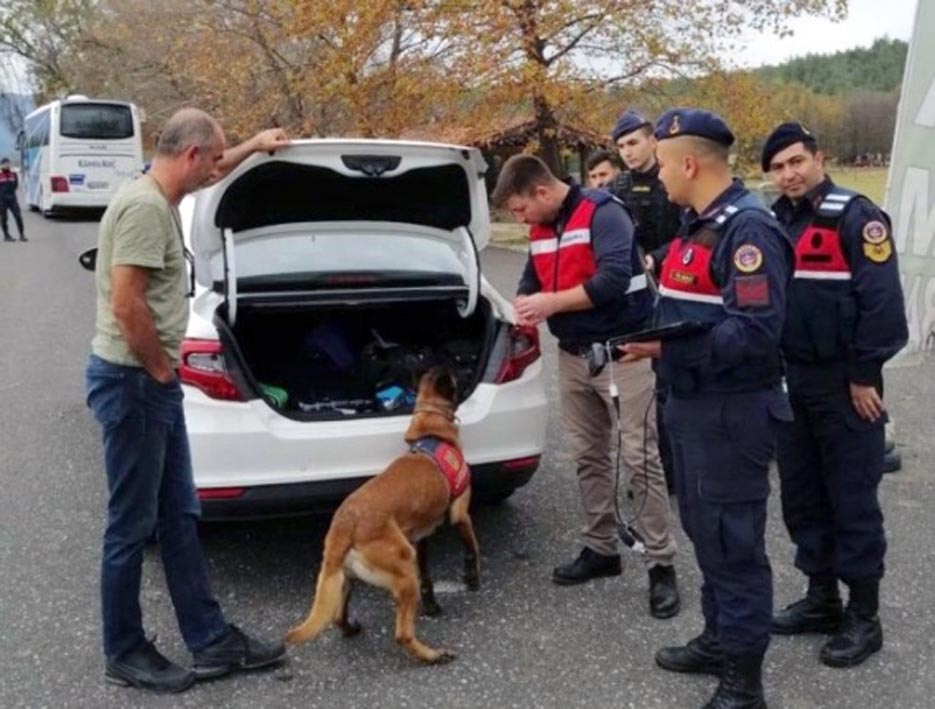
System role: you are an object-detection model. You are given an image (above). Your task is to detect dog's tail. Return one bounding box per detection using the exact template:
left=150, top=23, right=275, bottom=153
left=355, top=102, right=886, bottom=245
left=284, top=522, right=353, bottom=646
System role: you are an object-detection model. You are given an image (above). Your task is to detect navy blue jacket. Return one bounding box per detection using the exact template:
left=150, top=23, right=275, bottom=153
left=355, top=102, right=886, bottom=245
left=517, top=184, right=653, bottom=349
left=773, top=178, right=908, bottom=385
left=656, top=182, right=794, bottom=396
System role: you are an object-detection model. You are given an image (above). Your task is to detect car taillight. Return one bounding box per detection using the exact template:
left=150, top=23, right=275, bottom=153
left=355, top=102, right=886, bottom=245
left=197, top=487, right=246, bottom=500
left=494, top=324, right=541, bottom=383
left=50, top=175, right=69, bottom=192
left=179, top=339, right=243, bottom=401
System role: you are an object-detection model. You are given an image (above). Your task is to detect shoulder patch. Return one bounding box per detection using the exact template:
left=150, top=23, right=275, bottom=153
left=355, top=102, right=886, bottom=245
left=863, top=240, right=893, bottom=264
left=735, top=274, right=770, bottom=307
left=733, top=243, right=764, bottom=273
left=862, top=220, right=888, bottom=245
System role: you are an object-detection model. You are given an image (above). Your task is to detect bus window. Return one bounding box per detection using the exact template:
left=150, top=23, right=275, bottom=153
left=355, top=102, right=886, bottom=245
left=60, top=104, right=134, bottom=140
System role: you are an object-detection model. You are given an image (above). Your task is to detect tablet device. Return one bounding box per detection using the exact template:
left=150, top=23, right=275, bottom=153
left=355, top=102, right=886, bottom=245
left=609, top=320, right=709, bottom=345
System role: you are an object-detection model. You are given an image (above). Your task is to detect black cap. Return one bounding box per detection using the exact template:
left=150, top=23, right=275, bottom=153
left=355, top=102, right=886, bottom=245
left=761, top=122, right=817, bottom=172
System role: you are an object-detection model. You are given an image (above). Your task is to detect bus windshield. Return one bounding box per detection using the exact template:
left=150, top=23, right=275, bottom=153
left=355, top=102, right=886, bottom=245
left=59, top=103, right=134, bottom=140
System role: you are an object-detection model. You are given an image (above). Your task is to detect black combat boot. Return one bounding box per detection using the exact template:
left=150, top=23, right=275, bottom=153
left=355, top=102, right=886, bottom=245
left=648, top=564, right=681, bottom=619
left=772, top=575, right=843, bottom=635
left=655, top=625, right=723, bottom=675
left=702, top=652, right=766, bottom=709
left=552, top=547, right=621, bottom=586
left=820, top=578, right=883, bottom=668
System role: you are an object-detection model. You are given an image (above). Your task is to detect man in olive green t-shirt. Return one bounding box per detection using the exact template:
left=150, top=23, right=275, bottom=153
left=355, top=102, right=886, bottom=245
left=85, top=108, right=290, bottom=694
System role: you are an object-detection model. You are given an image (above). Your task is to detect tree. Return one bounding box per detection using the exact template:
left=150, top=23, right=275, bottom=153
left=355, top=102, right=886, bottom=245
left=0, top=0, right=98, bottom=99
left=436, top=0, right=847, bottom=175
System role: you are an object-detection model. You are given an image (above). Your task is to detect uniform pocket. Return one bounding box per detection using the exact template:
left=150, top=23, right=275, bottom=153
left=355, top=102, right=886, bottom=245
left=699, top=395, right=772, bottom=503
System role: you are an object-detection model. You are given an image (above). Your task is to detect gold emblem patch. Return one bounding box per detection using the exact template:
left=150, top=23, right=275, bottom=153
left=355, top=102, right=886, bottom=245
left=669, top=115, right=681, bottom=135
left=863, top=240, right=892, bottom=263
left=862, top=220, right=888, bottom=245
left=733, top=244, right=764, bottom=273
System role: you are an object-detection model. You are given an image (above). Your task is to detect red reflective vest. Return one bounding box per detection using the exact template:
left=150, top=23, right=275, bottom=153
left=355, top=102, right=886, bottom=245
left=528, top=196, right=600, bottom=292
left=658, top=237, right=722, bottom=305
left=792, top=191, right=854, bottom=283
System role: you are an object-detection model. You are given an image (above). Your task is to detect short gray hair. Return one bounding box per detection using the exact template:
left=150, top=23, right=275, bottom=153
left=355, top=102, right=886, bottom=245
left=156, top=108, right=222, bottom=156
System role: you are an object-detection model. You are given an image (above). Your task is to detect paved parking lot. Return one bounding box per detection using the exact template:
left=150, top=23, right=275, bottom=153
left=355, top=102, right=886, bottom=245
left=1, top=208, right=933, bottom=708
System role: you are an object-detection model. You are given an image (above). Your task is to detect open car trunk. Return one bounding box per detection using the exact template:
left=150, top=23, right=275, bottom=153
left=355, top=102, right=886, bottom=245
left=214, top=297, right=498, bottom=421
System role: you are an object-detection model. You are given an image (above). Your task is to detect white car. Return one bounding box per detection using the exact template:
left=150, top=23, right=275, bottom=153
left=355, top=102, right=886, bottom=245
left=177, top=139, right=547, bottom=519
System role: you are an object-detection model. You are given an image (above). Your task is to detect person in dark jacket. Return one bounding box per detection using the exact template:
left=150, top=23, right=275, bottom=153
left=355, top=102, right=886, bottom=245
left=762, top=122, right=909, bottom=669
left=492, top=154, right=680, bottom=619
left=609, top=110, right=682, bottom=273
left=0, top=157, right=26, bottom=242
left=624, top=108, right=794, bottom=709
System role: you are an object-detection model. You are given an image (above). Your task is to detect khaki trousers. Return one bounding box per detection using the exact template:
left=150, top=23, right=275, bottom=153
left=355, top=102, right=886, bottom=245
left=558, top=350, right=676, bottom=566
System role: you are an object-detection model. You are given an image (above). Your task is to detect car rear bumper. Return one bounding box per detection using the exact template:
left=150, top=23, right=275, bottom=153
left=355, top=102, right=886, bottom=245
left=197, top=457, right=539, bottom=521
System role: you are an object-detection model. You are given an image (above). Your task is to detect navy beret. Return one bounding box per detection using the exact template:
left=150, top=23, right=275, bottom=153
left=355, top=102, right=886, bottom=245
left=611, top=109, right=652, bottom=142
left=761, top=122, right=817, bottom=172
left=654, top=108, right=734, bottom=148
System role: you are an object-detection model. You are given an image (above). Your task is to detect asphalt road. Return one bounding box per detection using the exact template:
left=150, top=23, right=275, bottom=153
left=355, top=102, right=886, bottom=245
left=2, top=207, right=934, bottom=709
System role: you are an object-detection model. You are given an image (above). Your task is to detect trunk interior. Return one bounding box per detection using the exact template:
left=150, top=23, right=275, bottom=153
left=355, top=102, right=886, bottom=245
left=215, top=298, right=498, bottom=420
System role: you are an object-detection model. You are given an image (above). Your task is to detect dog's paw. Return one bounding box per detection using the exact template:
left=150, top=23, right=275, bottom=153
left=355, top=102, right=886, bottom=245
left=339, top=620, right=362, bottom=637
left=421, top=599, right=443, bottom=617
left=464, top=570, right=481, bottom=591
left=430, top=650, right=457, bottom=665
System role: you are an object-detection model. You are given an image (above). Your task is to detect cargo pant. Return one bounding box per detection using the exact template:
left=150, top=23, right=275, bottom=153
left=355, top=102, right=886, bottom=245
left=666, top=388, right=790, bottom=654
left=558, top=350, right=676, bottom=567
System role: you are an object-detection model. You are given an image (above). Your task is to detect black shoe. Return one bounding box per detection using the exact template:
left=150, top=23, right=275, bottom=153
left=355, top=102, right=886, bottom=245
left=655, top=629, right=723, bottom=675
left=820, top=578, right=883, bottom=668
left=772, top=576, right=843, bottom=635
left=648, top=565, right=681, bottom=619
left=552, top=547, right=621, bottom=586
left=702, top=653, right=766, bottom=709
left=3, top=235, right=14, bottom=242
left=192, top=625, right=287, bottom=680
left=18, top=235, right=27, bottom=242
left=882, top=447, right=901, bottom=474
left=104, top=638, right=195, bottom=694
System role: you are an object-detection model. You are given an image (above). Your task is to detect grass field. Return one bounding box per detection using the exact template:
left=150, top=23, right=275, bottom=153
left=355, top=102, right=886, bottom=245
left=488, top=167, right=891, bottom=248
left=826, top=167, right=888, bottom=205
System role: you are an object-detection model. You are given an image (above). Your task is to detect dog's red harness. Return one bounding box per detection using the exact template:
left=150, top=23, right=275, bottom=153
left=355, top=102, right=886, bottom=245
left=410, top=436, right=470, bottom=499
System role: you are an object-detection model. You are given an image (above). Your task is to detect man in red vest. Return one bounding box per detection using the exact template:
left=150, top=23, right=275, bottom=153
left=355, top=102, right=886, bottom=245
left=491, top=155, right=679, bottom=619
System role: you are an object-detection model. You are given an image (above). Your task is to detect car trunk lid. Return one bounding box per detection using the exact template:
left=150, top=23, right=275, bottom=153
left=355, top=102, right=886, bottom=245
left=187, top=139, right=490, bottom=325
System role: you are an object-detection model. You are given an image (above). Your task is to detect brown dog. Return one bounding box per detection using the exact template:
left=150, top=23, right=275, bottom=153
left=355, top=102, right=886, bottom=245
left=284, top=366, right=480, bottom=664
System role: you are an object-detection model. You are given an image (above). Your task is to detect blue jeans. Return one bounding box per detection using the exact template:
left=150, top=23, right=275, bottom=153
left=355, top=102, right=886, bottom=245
left=85, top=355, right=228, bottom=659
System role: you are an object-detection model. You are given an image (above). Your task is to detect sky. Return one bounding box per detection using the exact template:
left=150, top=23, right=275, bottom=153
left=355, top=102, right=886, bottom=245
left=736, top=0, right=918, bottom=68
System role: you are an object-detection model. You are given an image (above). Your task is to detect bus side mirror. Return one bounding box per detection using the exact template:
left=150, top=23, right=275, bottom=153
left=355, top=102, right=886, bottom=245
left=78, top=248, right=98, bottom=271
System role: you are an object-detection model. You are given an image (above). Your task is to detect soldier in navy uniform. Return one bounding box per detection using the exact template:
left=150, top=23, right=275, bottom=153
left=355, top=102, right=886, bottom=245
left=624, top=109, right=793, bottom=709
left=609, top=110, right=684, bottom=495
left=0, top=157, right=26, bottom=242
left=762, top=123, right=908, bottom=668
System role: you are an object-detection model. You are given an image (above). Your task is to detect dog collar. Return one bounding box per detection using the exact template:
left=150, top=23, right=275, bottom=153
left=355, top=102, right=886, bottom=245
left=410, top=436, right=470, bottom=498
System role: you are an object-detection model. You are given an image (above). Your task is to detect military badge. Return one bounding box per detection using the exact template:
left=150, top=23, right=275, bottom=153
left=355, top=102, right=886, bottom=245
left=669, top=115, right=681, bottom=135
left=863, top=241, right=892, bottom=264
left=862, top=220, right=888, bottom=245
left=733, top=244, right=764, bottom=273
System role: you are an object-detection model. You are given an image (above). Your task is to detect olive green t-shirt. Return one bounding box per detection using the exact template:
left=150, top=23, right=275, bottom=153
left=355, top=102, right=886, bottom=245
left=91, top=175, right=190, bottom=367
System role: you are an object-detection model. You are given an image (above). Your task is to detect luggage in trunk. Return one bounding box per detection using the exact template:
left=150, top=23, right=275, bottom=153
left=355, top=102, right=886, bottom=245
left=215, top=298, right=496, bottom=420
